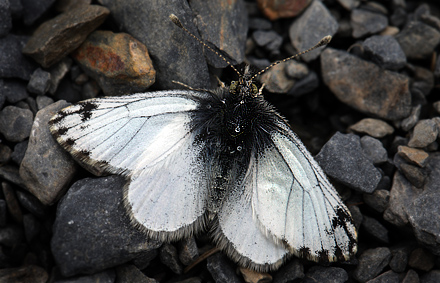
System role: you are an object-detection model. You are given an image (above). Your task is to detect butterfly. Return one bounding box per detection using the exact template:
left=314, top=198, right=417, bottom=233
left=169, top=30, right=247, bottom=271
left=49, top=14, right=357, bottom=272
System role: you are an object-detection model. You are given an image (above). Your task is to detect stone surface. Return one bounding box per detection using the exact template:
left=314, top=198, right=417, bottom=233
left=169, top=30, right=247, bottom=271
left=362, top=35, right=406, bottom=70
left=27, top=68, right=51, bottom=95
left=321, top=48, right=411, bottom=120
left=257, top=0, right=312, bottom=20
left=22, top=5, right=110, bottom=68
left=408, top=119, right=438, bottom=148
left=272, top=260, right=304, bottom=283
left=206, top=252, right=242, bottom=283
left=19, top=101, right=77, bottom=205
left=363, top=189, right=389, bottom=213
left=302, top=266, right=348, bottom=283
left=54, top=269, right=115, bottom=283
left=396, top=21, right=440, bottom=60
left=0, top=106, right=33, bottom=142
left=259, top=62, right=295, bottom=93
left=389, top=246, right=411, bottom=273
left=400, top=163, right=427, bottom=188
left=353, top=247, right=391, bottom=282
left=401, top=105, right=421, bottom=132
left=351, top=9, right=388, bottom=38
left=289, top=0, right=338, bottom=62
left=72, top=30, right=156, bottom=96
left=116, top=264, right=158, bottom=283
left=0, top=34, right=37, bottom=80
left=315, top=132, right=382, bottom=193
left=51, top=175, right=161, bottom=277
left=408, top=248, right=435, bottom=271
left=178, top=237, right=199, bottom=266
left=367, top=270, right=400, bottom=283
left=349, top=118, right=394, bottom=138
left=397, top=146, right=429, bottom=167
left=2, top=79, right=29, bottom=104
left=362, top=215, right=389, bottom=243
left=48, top=58, right=72, bottom=94
left=360, top=136, right=388, bottom=165
left=160, top=244, right=183, bottom=274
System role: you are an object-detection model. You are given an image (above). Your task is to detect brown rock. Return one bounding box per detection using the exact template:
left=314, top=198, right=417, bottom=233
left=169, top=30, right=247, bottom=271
left=408, top=119, right=438, bottom=148
left=72, top=30, right=156, bottom=96
left=397, top=146, right=429, bottom=167
left=22, top=5, right=110, bottom=68
left=321, top=48, right=411, bottom=120
left=408, top=248, right=435, bottom=271
left=349, top=118, right=394, bottom=138
left=257, top=0, right=312, bottom=20
left=400, top=163, right=426, bottom=188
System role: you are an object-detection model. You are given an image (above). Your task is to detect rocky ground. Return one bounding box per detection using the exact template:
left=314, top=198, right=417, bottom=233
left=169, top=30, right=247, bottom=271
left=1, top=0, right=440, bottom=282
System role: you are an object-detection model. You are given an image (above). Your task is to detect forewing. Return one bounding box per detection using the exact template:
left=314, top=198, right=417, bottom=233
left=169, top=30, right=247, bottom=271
left=251, top=121, right=357, bottom=262
left=49, top=90, right=211, bottom=240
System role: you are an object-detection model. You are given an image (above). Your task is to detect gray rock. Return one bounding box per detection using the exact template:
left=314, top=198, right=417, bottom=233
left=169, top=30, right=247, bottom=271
left=15, top=189, right=47, bottom=218
left=411, top=66, right=434, bottom=97
left=2, top=181, right=23, bottom=223
left=19, top=101, right=77, bottom=205
left=315, top=132, right=382, bottom=193
left=287, top=71, right=319, bottom=97
left=396, top=21, right=440, bottom=60
left=361, top=215, right=389, bottom=243
left=2, top=79, right=29, bottom=104
left=178, top=237, right=199, bottom=266
left=27, top=68, right=51, bottom=95
left=54, top=269, right=115, bottom=283
left=362, top=35, right=406, bottom=70
left=115, top=264, right=158, bottom=283
left=206, top=252, right=242, bottom=283
left=48, top=58, right=72, bottom=94
left=389, top=245, right=412, bottom=273
left=11, top=140, right=28, bottom=165
left=353, top=247, right=392, bottom=282
left=321, top=48, right=411, bottom=120
left=289, top=0, right=338, bottom=62
left=302, top=266, right=348, bottom=283
left=272, top=259, right=304, bottom=283
left=367, top=270, right=400, bottom=283
left=403, top=269, right=419, bottom=283
left=160, top=243, right=183, bottom=274
left=0, top=34, right=37, bottom=80
left=350, top=118, right=394, bottom=138
left=407, top=154, right=440, bottom=256
left=248, top=17, right=272, bottom=30
left=399, top=163, right=426, bottom=188
left=0, top=0, right=12, bottom=37
left=408, top=248, right=435, bottom=271
left=360, top=136, right=388, bottom=165
left=21, top=0, right=56, bottom=25
left=351, top=9, right=388, bottom=38
left=259, top=62, right=295, bottom=93
left=408, top=119, right=438, bottom=148
left=252, top=30, right=282, bottom=52
left=54, top=80, right=81, bottom=103
left=51, top=175, right=161, bottom=277
left=97, top=0, right=209, bottom=89
left=363, top=190, right=389, bottom=213
left=420, top=270, right=440, bottom=283
left=36, top=95, right=55, bottom=110
left=337, top=0, right=360, bottom=11
left=0, top=106, right=33, bottom=142
left=401, top=105, right=421, bottom=132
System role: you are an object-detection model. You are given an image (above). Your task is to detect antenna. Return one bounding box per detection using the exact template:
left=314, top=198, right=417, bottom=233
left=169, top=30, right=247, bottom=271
left=169, top=14, right=241, bottom=76
left=170, top=14, right=332, bottom=82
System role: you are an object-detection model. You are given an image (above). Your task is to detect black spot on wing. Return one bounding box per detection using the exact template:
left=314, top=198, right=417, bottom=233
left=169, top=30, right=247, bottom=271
left=299, top=247, right=311, bottom=259
left=65, top=138, right=75, bottom=147
left=79, top=102, right=98, bottom=121
left=318, top=250, right=330, bottom=262
left=332, top=206, right=354, bottom=229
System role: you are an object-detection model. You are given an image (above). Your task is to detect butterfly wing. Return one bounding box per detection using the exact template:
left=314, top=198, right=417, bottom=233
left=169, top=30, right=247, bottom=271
left=251, top=120, right=357, bottom=262
left=49, top=90, right=211, bottom=240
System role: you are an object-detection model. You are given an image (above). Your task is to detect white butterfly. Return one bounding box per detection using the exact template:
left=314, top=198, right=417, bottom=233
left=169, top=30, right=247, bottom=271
left=49, top=15, right=357, bottom=272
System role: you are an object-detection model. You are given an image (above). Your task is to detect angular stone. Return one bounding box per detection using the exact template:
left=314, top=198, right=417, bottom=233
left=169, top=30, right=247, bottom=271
left=0, top=106, right=33, bottom=142
left=97, top=0, right=210, bottom=89
left=259, top=62, right=296, bottom=93
left=363, top=189, right=389, bottom=213
left=207, top=252, right=242, bottom=283
left=160, top=244, right=183, bottom=274
left=353, top=247, right=391, bottom=282
left=315, top=132, right=382, bottom=193
left=72, top=30, right=156, bottom=96
left=362, top=215, right=389, bottom=243
left=27, top=68, right=51, bottom=95
left=400, top=163, right=426, bottom=188
left=52, top=175, right=161, bottom=277
left=396, top=21, right=440, bottom=60
left=289, top=0, right=338, bottom=62
left=397, top=146, right=429, bottom=167
left=2, top=79, right=29, bottom=104
left=22, top=5, right=110, bottom=68
left=408, top=119, right=438, bottom=148
left=368, top=270, right=399, bottom=283
left=360, top=136, right=388, bottom=165
left=321, top=48, right=411, bottom=120
left=0, top=35, right=37, bottom=80
left=349, top=118, right=394, bottom=138
left=362, top=35, right=406, bottom=70
left=19, top=101, right=77, bottom=205
left=257, top=0, right=312, bottom=20
left=351, top=9, right=388, bottom=38
left=190, top=0, right=247, bottom=68
left=401, top=105, right=421, bottom=132
left=48, top=58, right=72, bottom=94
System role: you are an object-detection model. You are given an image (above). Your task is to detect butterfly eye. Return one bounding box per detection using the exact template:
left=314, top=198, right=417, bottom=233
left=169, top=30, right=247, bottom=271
left=230, top=81, right=239, bottom=93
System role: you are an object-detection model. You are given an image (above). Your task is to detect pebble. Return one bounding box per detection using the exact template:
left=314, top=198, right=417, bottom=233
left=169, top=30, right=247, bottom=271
left=0, top=200, right=6, bottom=227
left=0, top=225, right=23, bottom=247
left=272, top=260, right=304, bottom=283
left=321, top=48, right=411, bottom=120
left=27, top=68, right=51, bottom=95
left=408, top=119, right=438, bottom=148
left=397, top=145, right=429, bottom=167
left=48, top=58, right=72, bottom=94
left=302, top=266, right=348, bottom=283
left=401, top=105, right=421, bottom=131
left=403, top=269, right=419, bottom=282
left=54, top=269, right=116, bottom=283
left=248, top=17, right=272, bottom=30
left=11, top=141, right=28, bottom=165
left=420, top=270, right=440, bottom=282
left=15, top=189, right=46, bottom=218
left=51, top=175, right=161, bottom=277
left=315, top=132, right=382, bottom=193
left=206, top=252, right=242, bottom=283
left=383, top=171, right=414, bottom=227
left=337, top=0, right=360, bottom=10
left=252, top=30, right=283, bottom=52
left=257, top=0, right=312, bottom=20
left=287, top=71, right=319, bottom=97
left=259, top=62, right=295, bottom=93
left=353, top=247, right=392, bottom=282
left=396, top=21, right=440, bottom=60
left=36, top=95, right=54, bottom=110
left=115, top=264, right=158, bottom=283
left=361, top=215, right=389, bottom=243
left=360, top=135, right=388, bottom=164
left=2, top=80, right=29, bottom=104
left=178, top=237, right=199, bottom=266
left=0, top=106, right=33, bottom=143
left=72, top=30, right=156, bottom=96
left=351, top=9, right=388, bottom=38
left=22, top=5, right=110, bottom=68
left=363, top=189, right=390, bottom=213
left=160, top=244, right=183, bottom=274
left=19, top=101, right=77, bottom=205
left=23, top=213, right=40, bottom=242
left=362, top=35, right=406, bottom=70
left=411, top=66, right=434, bottom=97
left=289, top=0, right=338, bottom=62
left=349, top=118, right=394, bottom=138
left=0, top=265, right=48, bottom=283
left=0, top=34, right=37, bottom=80
left=0, top=0, right=12, bottom=37
left=0, top=144, right=11, bottom=165
left=399, top=163, right=426, bottom=188
left=408, top=248, right=435, bottom=271
left=367, top=270, right=400, bottom=283
left=389, top=245, right=412, bottom=273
